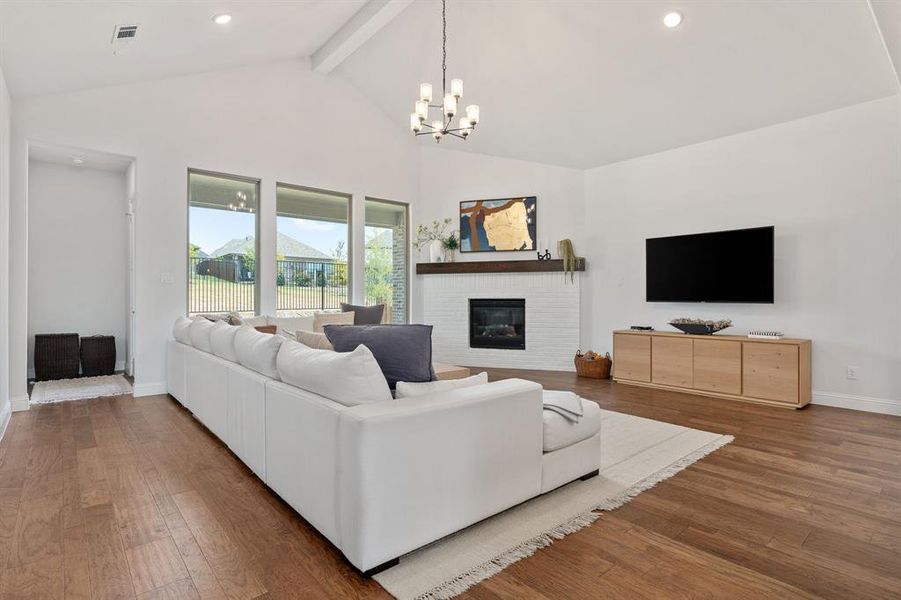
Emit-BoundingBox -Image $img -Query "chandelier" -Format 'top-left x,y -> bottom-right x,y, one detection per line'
409,0 -> 479,142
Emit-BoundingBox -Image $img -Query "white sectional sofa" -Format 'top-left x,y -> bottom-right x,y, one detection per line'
167,318 -> 600,575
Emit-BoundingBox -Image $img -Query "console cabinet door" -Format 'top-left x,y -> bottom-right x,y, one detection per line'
693,339 -> 742,395
613,334 -> 651,382
652,337 -> 693,388
743,342 -> 799,404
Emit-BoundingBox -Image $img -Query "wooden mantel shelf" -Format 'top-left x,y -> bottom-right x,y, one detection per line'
416,258 -> 585,275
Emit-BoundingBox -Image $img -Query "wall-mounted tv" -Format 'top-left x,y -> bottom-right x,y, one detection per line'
646,226 -> 774,303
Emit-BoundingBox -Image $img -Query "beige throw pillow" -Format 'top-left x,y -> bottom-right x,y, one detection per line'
296,330 -> 334,351
312,311 -> 354,333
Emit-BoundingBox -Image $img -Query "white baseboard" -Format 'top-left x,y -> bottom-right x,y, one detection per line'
133,381 -> 168,397
812,391 -> 901,416
0,402 -> 11,443
11,395 -> 30,412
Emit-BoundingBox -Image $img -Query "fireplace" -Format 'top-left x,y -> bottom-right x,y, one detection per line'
469,299 -> 525,350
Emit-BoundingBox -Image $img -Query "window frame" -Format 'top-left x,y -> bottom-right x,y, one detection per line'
186,168 -> 262,316
364,196 -> 411,324
274,182 -> 353,313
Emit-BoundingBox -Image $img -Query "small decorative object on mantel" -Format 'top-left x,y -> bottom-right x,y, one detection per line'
557,239 -> 582,283
575,350 -> 612,379
441,231 -> 459,263
669,318 -> 733,335
414,218 -> 454,263
536,238 -> 551,260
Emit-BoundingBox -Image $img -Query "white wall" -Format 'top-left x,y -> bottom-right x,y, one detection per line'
10,60 -> 419,396
0,64 -> 11,434
413,147 -> 587,332
27,160 -> 127,374
584,96 -> 901,410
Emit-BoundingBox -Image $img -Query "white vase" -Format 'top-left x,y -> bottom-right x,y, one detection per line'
429,239 -> 444,263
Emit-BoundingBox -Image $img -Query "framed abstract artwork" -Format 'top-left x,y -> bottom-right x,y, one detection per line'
459,197 -> 537,253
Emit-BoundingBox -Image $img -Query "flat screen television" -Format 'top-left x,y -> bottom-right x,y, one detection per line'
646,226 -> 774,303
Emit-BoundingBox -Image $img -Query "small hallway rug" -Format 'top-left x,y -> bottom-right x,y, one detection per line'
374,409 -> 733,600
30,374 -> 133,405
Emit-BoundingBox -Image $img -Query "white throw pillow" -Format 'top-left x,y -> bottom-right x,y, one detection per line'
295,330 -> 334,351
312,311 -> 355,333
276,339 -> 391,406
189,318 -> 215,353
269,315 -> 315,336
173,316 -> 193,345
395,372 -> 489,398
209,321 -> 239,362
234,325 -> 284,379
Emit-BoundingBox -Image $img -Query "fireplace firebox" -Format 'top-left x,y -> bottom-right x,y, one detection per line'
469,299 -> 525,350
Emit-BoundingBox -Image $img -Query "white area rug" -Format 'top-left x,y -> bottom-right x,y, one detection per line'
375,409 -> 733,600
30,374 -> 132,404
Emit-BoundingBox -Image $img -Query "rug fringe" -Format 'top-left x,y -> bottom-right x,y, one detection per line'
412,434 -> 734,600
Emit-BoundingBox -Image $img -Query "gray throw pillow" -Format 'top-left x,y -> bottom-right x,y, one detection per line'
340,302 -> 385,325
323,324 -> 435,389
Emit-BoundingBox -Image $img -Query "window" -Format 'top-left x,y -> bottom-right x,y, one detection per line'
364,198 -> 409,323
276,184 -> 350,315
188,170 -> 260,315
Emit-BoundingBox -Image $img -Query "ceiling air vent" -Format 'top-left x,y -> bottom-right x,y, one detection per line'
112,24 -> 138,43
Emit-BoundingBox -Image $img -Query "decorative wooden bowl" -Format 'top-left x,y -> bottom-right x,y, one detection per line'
669,322 -> 731,336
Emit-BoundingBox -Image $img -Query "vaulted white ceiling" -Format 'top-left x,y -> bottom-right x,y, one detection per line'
0,0 -> 365,97
0,1 -> 897,170
335,0 -> 900,168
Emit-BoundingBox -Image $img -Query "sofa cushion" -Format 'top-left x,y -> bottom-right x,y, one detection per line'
209,321 -> 239,362
542,395 -> 602,452
269,315 -> 314,337
173,316 -> 193,345
340,302 -> 385,325
313,311 -> 355,332
228,312 -> 268,328
276,340 -> 391,406
296,330 -> 334,351
234,325 -> 284,379
395,372 -> 488,398
323,324 -> 435,389
189,318 -> 216,353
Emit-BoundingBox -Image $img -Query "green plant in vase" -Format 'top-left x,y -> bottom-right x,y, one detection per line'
441,232 -> 459,262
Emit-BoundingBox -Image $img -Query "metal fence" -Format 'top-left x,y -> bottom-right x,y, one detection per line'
277,259 -> 348,311
190,257 -> 351,314
189,257 -> 256,314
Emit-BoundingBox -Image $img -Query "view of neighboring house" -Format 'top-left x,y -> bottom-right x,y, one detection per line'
193,232 -> 335,282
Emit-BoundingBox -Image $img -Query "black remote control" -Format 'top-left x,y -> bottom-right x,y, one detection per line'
630,326 -> 654,331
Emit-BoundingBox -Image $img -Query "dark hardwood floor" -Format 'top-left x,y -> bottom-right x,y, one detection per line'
1,368 -> 900,599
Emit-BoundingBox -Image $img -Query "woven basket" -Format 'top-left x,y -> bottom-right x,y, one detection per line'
574,351 -> 612,379
34,333 -> 80,381
80,335 -> 116,376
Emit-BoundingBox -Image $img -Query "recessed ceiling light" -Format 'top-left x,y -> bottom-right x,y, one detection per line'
72,158 -> 84,165
212,13 -> 232,25
663,12 -> 683,28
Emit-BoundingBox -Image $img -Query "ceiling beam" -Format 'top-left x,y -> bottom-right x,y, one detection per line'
312,0 -> 414,74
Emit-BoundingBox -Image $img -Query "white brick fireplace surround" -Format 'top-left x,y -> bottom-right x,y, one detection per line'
421,272 -> 580,371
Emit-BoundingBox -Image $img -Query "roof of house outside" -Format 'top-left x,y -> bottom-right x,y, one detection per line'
210,233 -> 332,261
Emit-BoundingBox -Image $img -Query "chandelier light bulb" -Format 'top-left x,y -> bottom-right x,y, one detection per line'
415,100 -> 428,121
432,119 -> 444,139
420,83 -> 433,103
458,116 -> 471,136
450,78 -> 464,98
410,113 -> 422,133
443,94 -> 457,117
465,104 -> 479,125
